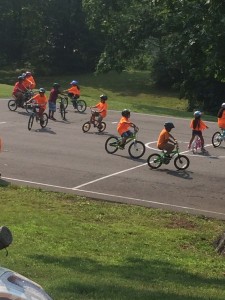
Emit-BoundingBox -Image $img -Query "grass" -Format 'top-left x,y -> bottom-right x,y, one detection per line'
0,70 -> 222,299
0,184 -> 225,300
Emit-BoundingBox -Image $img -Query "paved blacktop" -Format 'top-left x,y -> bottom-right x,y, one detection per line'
0,99 -> 225,220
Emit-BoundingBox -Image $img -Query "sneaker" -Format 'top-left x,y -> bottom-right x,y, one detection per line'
201,147 -> 207,153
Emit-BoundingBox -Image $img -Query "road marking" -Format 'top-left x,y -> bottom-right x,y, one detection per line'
76,188 -> 225,218
0,122 -> 6,125
1,176 -> 225,218
72,163 -> 147,189
1,176 -> 72,190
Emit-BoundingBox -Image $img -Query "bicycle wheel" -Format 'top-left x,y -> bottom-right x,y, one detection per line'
63,97 -> 69,109
174,155 -> 190,170
128,141 -> 145,159
40,113 -> 48,128
82,121 -> 91,132
8,99 -> 17,111
147,154 -> 162,169
105,136 -> 119,154
28,114 -> 34,131
98,122 -> 106,132
212,131 -> 222,147
59,103 -> 66,120
76,100 -> 87,113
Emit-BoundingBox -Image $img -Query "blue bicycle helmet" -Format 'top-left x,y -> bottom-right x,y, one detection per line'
70,80 -> 78,85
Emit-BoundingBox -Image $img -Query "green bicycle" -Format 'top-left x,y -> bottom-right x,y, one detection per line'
147,143 -> 190,170
105,128 -> 145,159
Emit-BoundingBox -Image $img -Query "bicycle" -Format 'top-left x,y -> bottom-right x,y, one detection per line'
61,94 -> 87,113
27,102 -> 48,131
105,128 -> 145,159
82,108 -> 106,133
147,143 -> 190,170
212,128 -> 225,147
8,89 -> 35,112
190,136 -> 202,154
58,96 -> 67,120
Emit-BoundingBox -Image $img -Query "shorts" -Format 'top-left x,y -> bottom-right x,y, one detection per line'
192,130 -> 202,137
121,130 -> 133,138
49,102 -> 56,112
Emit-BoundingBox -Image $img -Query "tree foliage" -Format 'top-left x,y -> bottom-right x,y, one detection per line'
1,0 -> 225,112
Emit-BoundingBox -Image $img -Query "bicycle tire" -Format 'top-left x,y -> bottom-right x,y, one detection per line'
212,131 -> 222,148
28,114 -> 34,131
8,99 -> 17,111
174,155 -> 190,170
76,100 -> 87,113
63,97 -> 69,109
59,104 -> 66,120
105,136 -> 119,154
98,122 -> 106,132
82,122 -> 91,132
147,153 -> 162,169
128,141 -> 145,159
40,113 -> 48,128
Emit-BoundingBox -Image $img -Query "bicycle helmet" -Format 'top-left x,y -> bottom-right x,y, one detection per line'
122,109 -> 130,117
18,76 -> 24,81
53,83 -> 60,88
39,88 -> 45,93
26,71 -> 32,76
70,80 -> 78,85
221,103 -> 225,108
164,122 -> 175,129
194,110 -> 202,117
100,95 -> 108,101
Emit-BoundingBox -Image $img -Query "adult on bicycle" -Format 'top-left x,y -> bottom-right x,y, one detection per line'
26,88 -> 47,125
90,95 -> 108,127
117,109 -> 138,149
12,76 -> 27,107
157,122 -> 177,156
22,71 -> 36,89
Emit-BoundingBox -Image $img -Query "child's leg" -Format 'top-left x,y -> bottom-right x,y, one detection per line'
188,134 -> 195,148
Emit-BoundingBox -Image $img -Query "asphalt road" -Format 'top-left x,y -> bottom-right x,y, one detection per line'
0,99 -> 225,220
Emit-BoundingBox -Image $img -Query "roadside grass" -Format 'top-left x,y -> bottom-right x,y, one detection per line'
0,70 -> 216,121
0,184 -> 225,300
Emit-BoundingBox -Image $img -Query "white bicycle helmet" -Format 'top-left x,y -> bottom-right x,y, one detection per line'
194,111 -> 202,117
221,103 -> 225,108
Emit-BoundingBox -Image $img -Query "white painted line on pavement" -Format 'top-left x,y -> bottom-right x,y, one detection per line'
0,122 -> 6,125
2,175 -> 225,218
1,176 -> 73,190
72,163 -> 147,189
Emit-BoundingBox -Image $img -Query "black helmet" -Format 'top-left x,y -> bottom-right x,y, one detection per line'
164,122 -> 175,129
53,83 -> 60,88
39,88 -> 45,93
100,95 -> 107,101
122,109 -> 130,117
18,76 -> 24,81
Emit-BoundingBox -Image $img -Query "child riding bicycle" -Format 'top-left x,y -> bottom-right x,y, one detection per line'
64,80 -> 80,99
188,111 -> 208,152
157,122 -> 177,156
217,103 -> 225,131
26,88 -> 47,125
117,109 -> 138,149
90,95 -> 108,128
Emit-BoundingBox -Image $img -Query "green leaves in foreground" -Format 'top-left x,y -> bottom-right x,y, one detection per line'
0,184 -> 225,300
